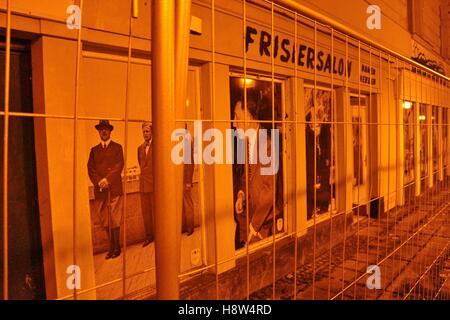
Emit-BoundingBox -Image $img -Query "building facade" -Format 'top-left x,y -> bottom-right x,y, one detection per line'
1,0 -> 450,300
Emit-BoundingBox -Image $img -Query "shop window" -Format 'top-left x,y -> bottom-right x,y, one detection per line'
404,102 -> 415,185
229,75 -> 285,249
432,106 -> 439,179
443,108 -> 449,171
350,95 -> 370,206
304,87 -> 336,221
179,67 -> 206,271
419,104 -> 428,191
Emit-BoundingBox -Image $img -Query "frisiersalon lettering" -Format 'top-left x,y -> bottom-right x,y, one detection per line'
246,25 -> 353,78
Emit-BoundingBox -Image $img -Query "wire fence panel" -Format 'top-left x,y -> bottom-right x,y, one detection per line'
1,0 -> 450,300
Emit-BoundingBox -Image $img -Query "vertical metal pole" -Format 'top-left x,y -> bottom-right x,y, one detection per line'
312,20 -> 317,300
242,0 -> 251,301
211,0 -> 220,300
71,0 -> 84,301
270,1 -> 276,301
2,0 -> 12,301
328,26 -> 334,300
356,41 -> 362,299
293,11 -> 298,301
365,44 -> 371,300
174,0 -> 191,289
122,1 -> 136,299
384,53 -> 391,297
152,0 -> 180,299
376,51 -> 382,268
341,34 -> 349,300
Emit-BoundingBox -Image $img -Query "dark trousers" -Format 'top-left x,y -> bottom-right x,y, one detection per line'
140,192 -> 154,240
182,187 -> 195,232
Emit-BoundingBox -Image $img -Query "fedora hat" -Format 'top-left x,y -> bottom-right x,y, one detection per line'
95,120 -> 114,131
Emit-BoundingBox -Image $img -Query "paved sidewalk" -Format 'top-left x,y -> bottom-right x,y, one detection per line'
250,185 -> 450,300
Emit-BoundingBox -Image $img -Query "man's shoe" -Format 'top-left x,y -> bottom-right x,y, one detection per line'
111,249 -> 121,259
105,249 -> 114,260
111,228 -> 121,258
142,239 -> 152,247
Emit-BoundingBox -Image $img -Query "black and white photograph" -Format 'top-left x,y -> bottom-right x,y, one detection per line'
229,76 -> 285,248
304,88 -> 335,220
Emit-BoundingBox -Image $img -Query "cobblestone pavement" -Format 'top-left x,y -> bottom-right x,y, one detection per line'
250,184 -> 450,300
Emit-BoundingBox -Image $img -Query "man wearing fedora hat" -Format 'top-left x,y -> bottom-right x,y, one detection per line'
88,120 -> 124,259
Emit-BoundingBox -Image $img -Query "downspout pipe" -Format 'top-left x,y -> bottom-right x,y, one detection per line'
152,0 -> 180,299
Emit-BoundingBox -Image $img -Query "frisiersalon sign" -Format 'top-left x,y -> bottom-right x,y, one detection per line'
246,25 -> 377,86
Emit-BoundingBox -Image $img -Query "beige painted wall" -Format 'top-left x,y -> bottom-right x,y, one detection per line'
32,36 -> 96,299
0,0 -> 75,22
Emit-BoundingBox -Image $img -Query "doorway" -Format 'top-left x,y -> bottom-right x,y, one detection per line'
350,95 -> 370,207
0,39 -> 46,299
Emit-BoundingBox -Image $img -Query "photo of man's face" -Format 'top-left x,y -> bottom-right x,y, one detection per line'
232,101 -> 259,132
306,89 -> 332,137
308,107 -> 322,137
142,127 -> 152,142
98,127 -> 111,141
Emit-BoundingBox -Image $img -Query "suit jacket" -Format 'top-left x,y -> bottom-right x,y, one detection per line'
183,138 -> 195,184
88,141 -> 124,200
239,136 -> 279,232
138,142 -> 153,193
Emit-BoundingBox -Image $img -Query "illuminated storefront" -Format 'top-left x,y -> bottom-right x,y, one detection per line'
1,0 -> 450,300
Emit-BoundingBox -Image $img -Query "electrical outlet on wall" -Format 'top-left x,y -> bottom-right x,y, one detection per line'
191,248 -> 201,267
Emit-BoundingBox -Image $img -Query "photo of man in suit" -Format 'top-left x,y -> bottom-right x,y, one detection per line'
182,136 -> 195,236
305,88 -> 333,220
138,122 -> 154,247
88,120 -> 124,259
